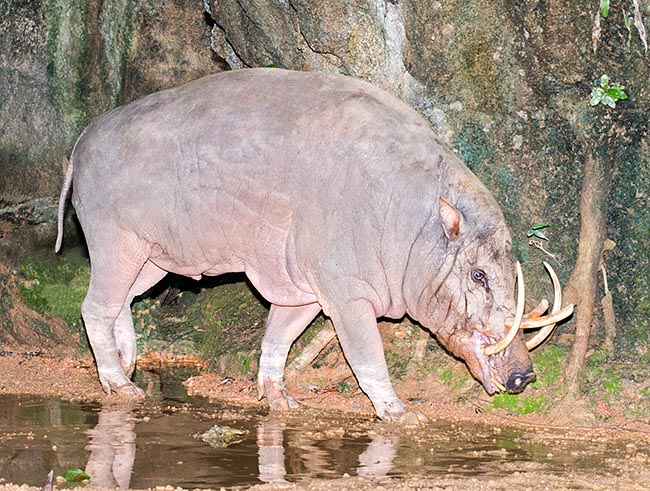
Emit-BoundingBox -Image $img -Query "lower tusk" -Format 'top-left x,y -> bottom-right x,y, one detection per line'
525,262 -> 573,351
483,261 -> 526,356
491,375 -> 506,392
492,370 -> 505,386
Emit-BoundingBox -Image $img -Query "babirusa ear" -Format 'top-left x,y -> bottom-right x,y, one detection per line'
439,197 -> 462,240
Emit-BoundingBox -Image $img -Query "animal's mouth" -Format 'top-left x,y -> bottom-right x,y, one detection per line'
471,331 -> 536,395
481,261 -> 575,357
482,346 -> 536,394
486,352 -> 507,393
469,330 -> 507,395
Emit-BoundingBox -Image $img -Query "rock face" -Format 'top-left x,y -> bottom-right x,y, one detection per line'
206,0 -> 432,120
206,0 -> 649,355
1,0 -> 648,355
0,0 -> 219,259
0,2 -> 67,202
121,0 -> 225,103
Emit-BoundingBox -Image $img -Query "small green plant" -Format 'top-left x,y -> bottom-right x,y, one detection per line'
623,10 -> 632,52
590,75 -> 628,108
337,380 -> 353,395
526,222 -> 561,263
527,222 -> 550,241
62,468 -> 90,483
600,0 -> 609,18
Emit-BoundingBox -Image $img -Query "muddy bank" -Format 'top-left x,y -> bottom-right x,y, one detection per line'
2,349 -> 650,491
2,473 -> 650,491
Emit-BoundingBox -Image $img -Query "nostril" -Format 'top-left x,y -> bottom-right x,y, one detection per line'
506,371 -> 536,393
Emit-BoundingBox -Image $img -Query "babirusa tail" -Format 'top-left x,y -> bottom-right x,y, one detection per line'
54,161 -> 74,253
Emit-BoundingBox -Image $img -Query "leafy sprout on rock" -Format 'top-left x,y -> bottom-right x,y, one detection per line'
590,75 -> 628,108
527,223 -> 561,265
527,222 -> 550,241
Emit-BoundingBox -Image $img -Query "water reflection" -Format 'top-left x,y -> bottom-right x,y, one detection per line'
85,401 -> 136,488
256,415 -> 398,483
257,415 -> 287,483
82,403 -> 399,488
2,387 -> 633,488
357,435 -> 399,481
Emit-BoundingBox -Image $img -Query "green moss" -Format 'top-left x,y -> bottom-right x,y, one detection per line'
177,277 -> 269,366
455,122 -> 494,178
586,348 -> 609,371
532,345 -> 567,386
454,121 -> 518,212
18,254 -> 89,335
99,0 -> 136,107
43,0 -> 137,142
438,366 -> 454,385
511,237 -> 530,264
286,317 -> 330,366
132,297 -> 163,351
43,0 -> 93,143
215,351 -> 257,377
457,34 -> 504,111
601,369 -> 624,395
233,352 -> 253,375
297,320 -> 319,345
386,348 -> 410,380
606,116 -> 650,359
483,345 -> 566,414
490,392 -> 548,415
584,353 -> 632,399
434,364 -> 471,390
640,351 -> 650,365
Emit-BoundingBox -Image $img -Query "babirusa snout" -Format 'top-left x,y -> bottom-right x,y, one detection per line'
482,261 -> 574,356
506,371 -> 536,393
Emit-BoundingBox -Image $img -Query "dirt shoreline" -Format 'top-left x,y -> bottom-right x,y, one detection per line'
2,348 -> 650,491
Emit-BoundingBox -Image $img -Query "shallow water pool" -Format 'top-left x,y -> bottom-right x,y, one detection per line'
0,370 -> 638,488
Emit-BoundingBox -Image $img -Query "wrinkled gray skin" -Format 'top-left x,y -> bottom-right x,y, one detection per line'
57,68 -> 534,422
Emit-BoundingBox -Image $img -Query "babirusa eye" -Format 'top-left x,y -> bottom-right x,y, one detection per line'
471,269 -> 488,289
471,269 -> 485,282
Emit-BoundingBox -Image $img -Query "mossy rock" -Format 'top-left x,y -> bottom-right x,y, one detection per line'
1,259 -> 73,348
16,251 -> 89,350
137,274 -> 271,372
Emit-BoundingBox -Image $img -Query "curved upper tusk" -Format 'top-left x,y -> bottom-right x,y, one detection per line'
483,261 -> 526,356
520,304 -> 574,329
525,261 -> 573,350
524,298 -> 549,320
